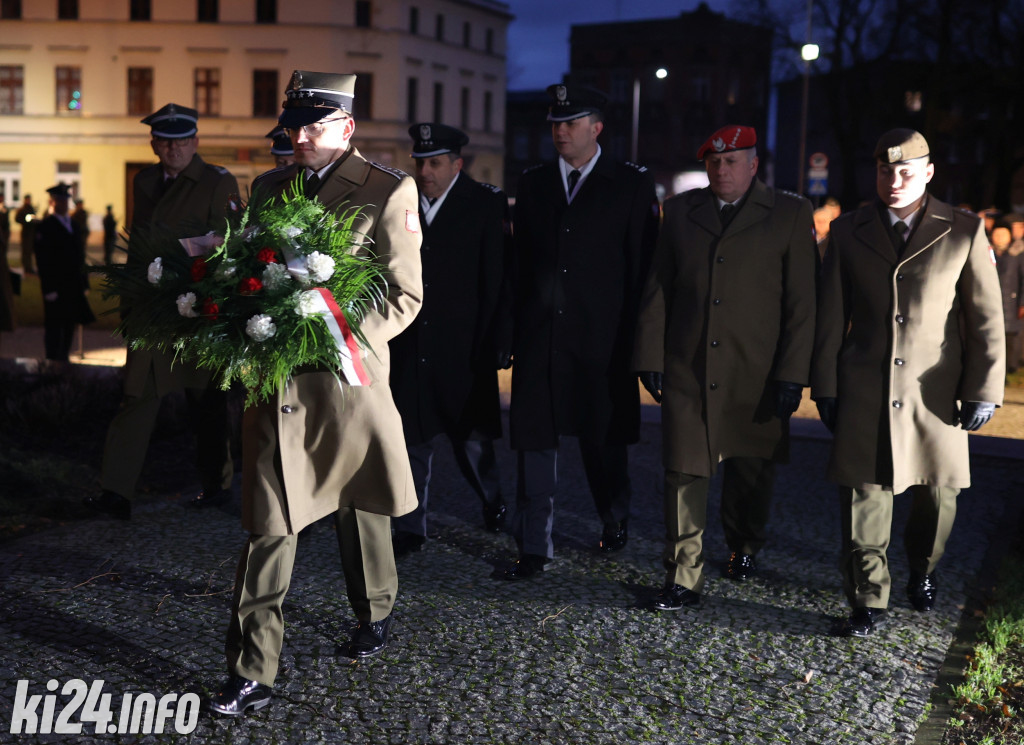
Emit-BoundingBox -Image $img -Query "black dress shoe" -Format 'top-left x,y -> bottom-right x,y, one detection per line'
187,488 -> 231,509
483,501 -> 507,533
343,615 -> 393,658
502,554 -> 548,581
652,583 -> 701,611
834,607 -> 888,637
726,552 -> 756,581
207,675 -> 272,717
907,572 -> 937,612
392,531 -> 426,557
82,490 -> 131,520
599,519 -> 629,552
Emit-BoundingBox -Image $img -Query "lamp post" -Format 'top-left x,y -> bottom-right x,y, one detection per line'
796,0 -> 818,196
631,67 -> 668,164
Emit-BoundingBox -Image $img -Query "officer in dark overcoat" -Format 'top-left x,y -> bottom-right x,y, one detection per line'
503,84 -> 660,579
389,123 -> 509,555
33,183 -> 95,361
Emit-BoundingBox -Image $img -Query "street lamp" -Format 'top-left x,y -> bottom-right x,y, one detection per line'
631,67 -> 668,163
795,0 -> 818,196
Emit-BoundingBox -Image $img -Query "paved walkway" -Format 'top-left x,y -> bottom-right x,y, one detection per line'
0,333 -> 1022,744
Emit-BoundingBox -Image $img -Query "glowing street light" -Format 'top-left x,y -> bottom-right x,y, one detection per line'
632,67 -> 668,163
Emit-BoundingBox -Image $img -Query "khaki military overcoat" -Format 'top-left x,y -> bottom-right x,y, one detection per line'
811,197 -> 1004,493
633,180 -> 817,476
241,148 -> 423,535
124,154 -> 239,396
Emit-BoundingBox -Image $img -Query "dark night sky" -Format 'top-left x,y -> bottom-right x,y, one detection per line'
505,0 -> 722,91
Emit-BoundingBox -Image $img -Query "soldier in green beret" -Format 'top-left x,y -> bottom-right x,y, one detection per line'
812,128 -> 1005,637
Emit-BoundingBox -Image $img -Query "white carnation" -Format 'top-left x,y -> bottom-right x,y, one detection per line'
306,251 -> 335,283
176,292 -> 199,318
262,262 -> 291,290
147,257 -> 163,284
295,290 -> 322,317
215,260 -> 238,280
245,314 -> 277,342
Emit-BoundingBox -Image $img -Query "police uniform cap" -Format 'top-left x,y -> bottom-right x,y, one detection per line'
279,70 -> 356,128
696,125 -> 757,160
265,125 -> 294,156
409,123 -> 469,158
545,84 -> 607,122
46,183 -> 73,200
1004,212 -> 1024,225
874,128 -> 930,163
142,103 -> 198,139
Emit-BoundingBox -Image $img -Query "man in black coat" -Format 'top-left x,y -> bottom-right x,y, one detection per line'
34,183 -> 95,361
502,84 -> 660,579
389,123 -> 510,556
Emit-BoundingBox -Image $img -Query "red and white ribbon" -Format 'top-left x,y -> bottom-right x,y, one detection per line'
308,287 -> 369,387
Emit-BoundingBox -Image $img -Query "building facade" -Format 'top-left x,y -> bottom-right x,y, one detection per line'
504,3 -> 770,199
0,0 -> 509,238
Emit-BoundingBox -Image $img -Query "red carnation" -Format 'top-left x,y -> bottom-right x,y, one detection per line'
190,257 -> 208,281
201,297 -> 219,320
238,277 -> 263,295
257,248 -> 279,264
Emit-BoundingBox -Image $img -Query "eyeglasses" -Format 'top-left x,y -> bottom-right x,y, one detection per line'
152,137 -> 195,149
283,116 -> 350,138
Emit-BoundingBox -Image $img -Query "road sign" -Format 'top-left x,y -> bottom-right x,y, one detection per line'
809,152 -> 828,169
808,177 -> 828,196
808,167 -> 829,180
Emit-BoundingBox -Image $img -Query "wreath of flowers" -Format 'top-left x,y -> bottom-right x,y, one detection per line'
101,177 -> 388,406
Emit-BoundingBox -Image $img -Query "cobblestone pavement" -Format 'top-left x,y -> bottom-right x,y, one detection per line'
1,362 -> 1022,744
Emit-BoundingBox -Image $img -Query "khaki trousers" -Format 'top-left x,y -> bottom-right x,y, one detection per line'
100,364 -> 232,499
224,506 -> 397,686
663,456 -> 775,591
839,485 -> 959,609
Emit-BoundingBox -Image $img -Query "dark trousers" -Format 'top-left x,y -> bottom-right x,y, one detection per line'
100,366 -> 232,499
663,456 -> 775,591
1007,331 -> 1023,373
393,436 -> 503,536
512,440 -> 630,559
225,506 -> 396,686
42,307 -> 75,362
839,484 -> 959,609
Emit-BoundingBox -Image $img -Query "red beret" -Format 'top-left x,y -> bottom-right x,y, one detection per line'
696,125 -> 757,160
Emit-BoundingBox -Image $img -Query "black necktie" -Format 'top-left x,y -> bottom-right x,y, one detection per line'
720,202 -> 736,228
428,197 -> 437,206
567,169 -> 581,196
306,173 -> 320,193
894,220 -> 909,249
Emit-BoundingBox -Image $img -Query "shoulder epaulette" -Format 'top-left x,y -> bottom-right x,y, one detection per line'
624,161 -> 648,173
211,165 -> 231,175
522,163 -> 545,175
480,182 -> 504,195
370,162 -> 408,180
776,189 -> 804,200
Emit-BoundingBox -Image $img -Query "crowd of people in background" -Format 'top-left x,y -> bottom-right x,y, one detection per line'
0,69 -> 1017,715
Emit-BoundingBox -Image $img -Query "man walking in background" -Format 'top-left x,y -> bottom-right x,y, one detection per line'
389,122 -> 509,556
502,84 -> 659,580
86,103 -> 236,520
812,129 -> 1004,637
634,124 -> 817,611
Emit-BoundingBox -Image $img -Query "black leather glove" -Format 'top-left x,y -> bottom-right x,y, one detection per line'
497,350 -> 512,370
638,371 -> 663,404
815,397 -> 837,432
959,401 -> 996,431
775,381 -> 803,419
